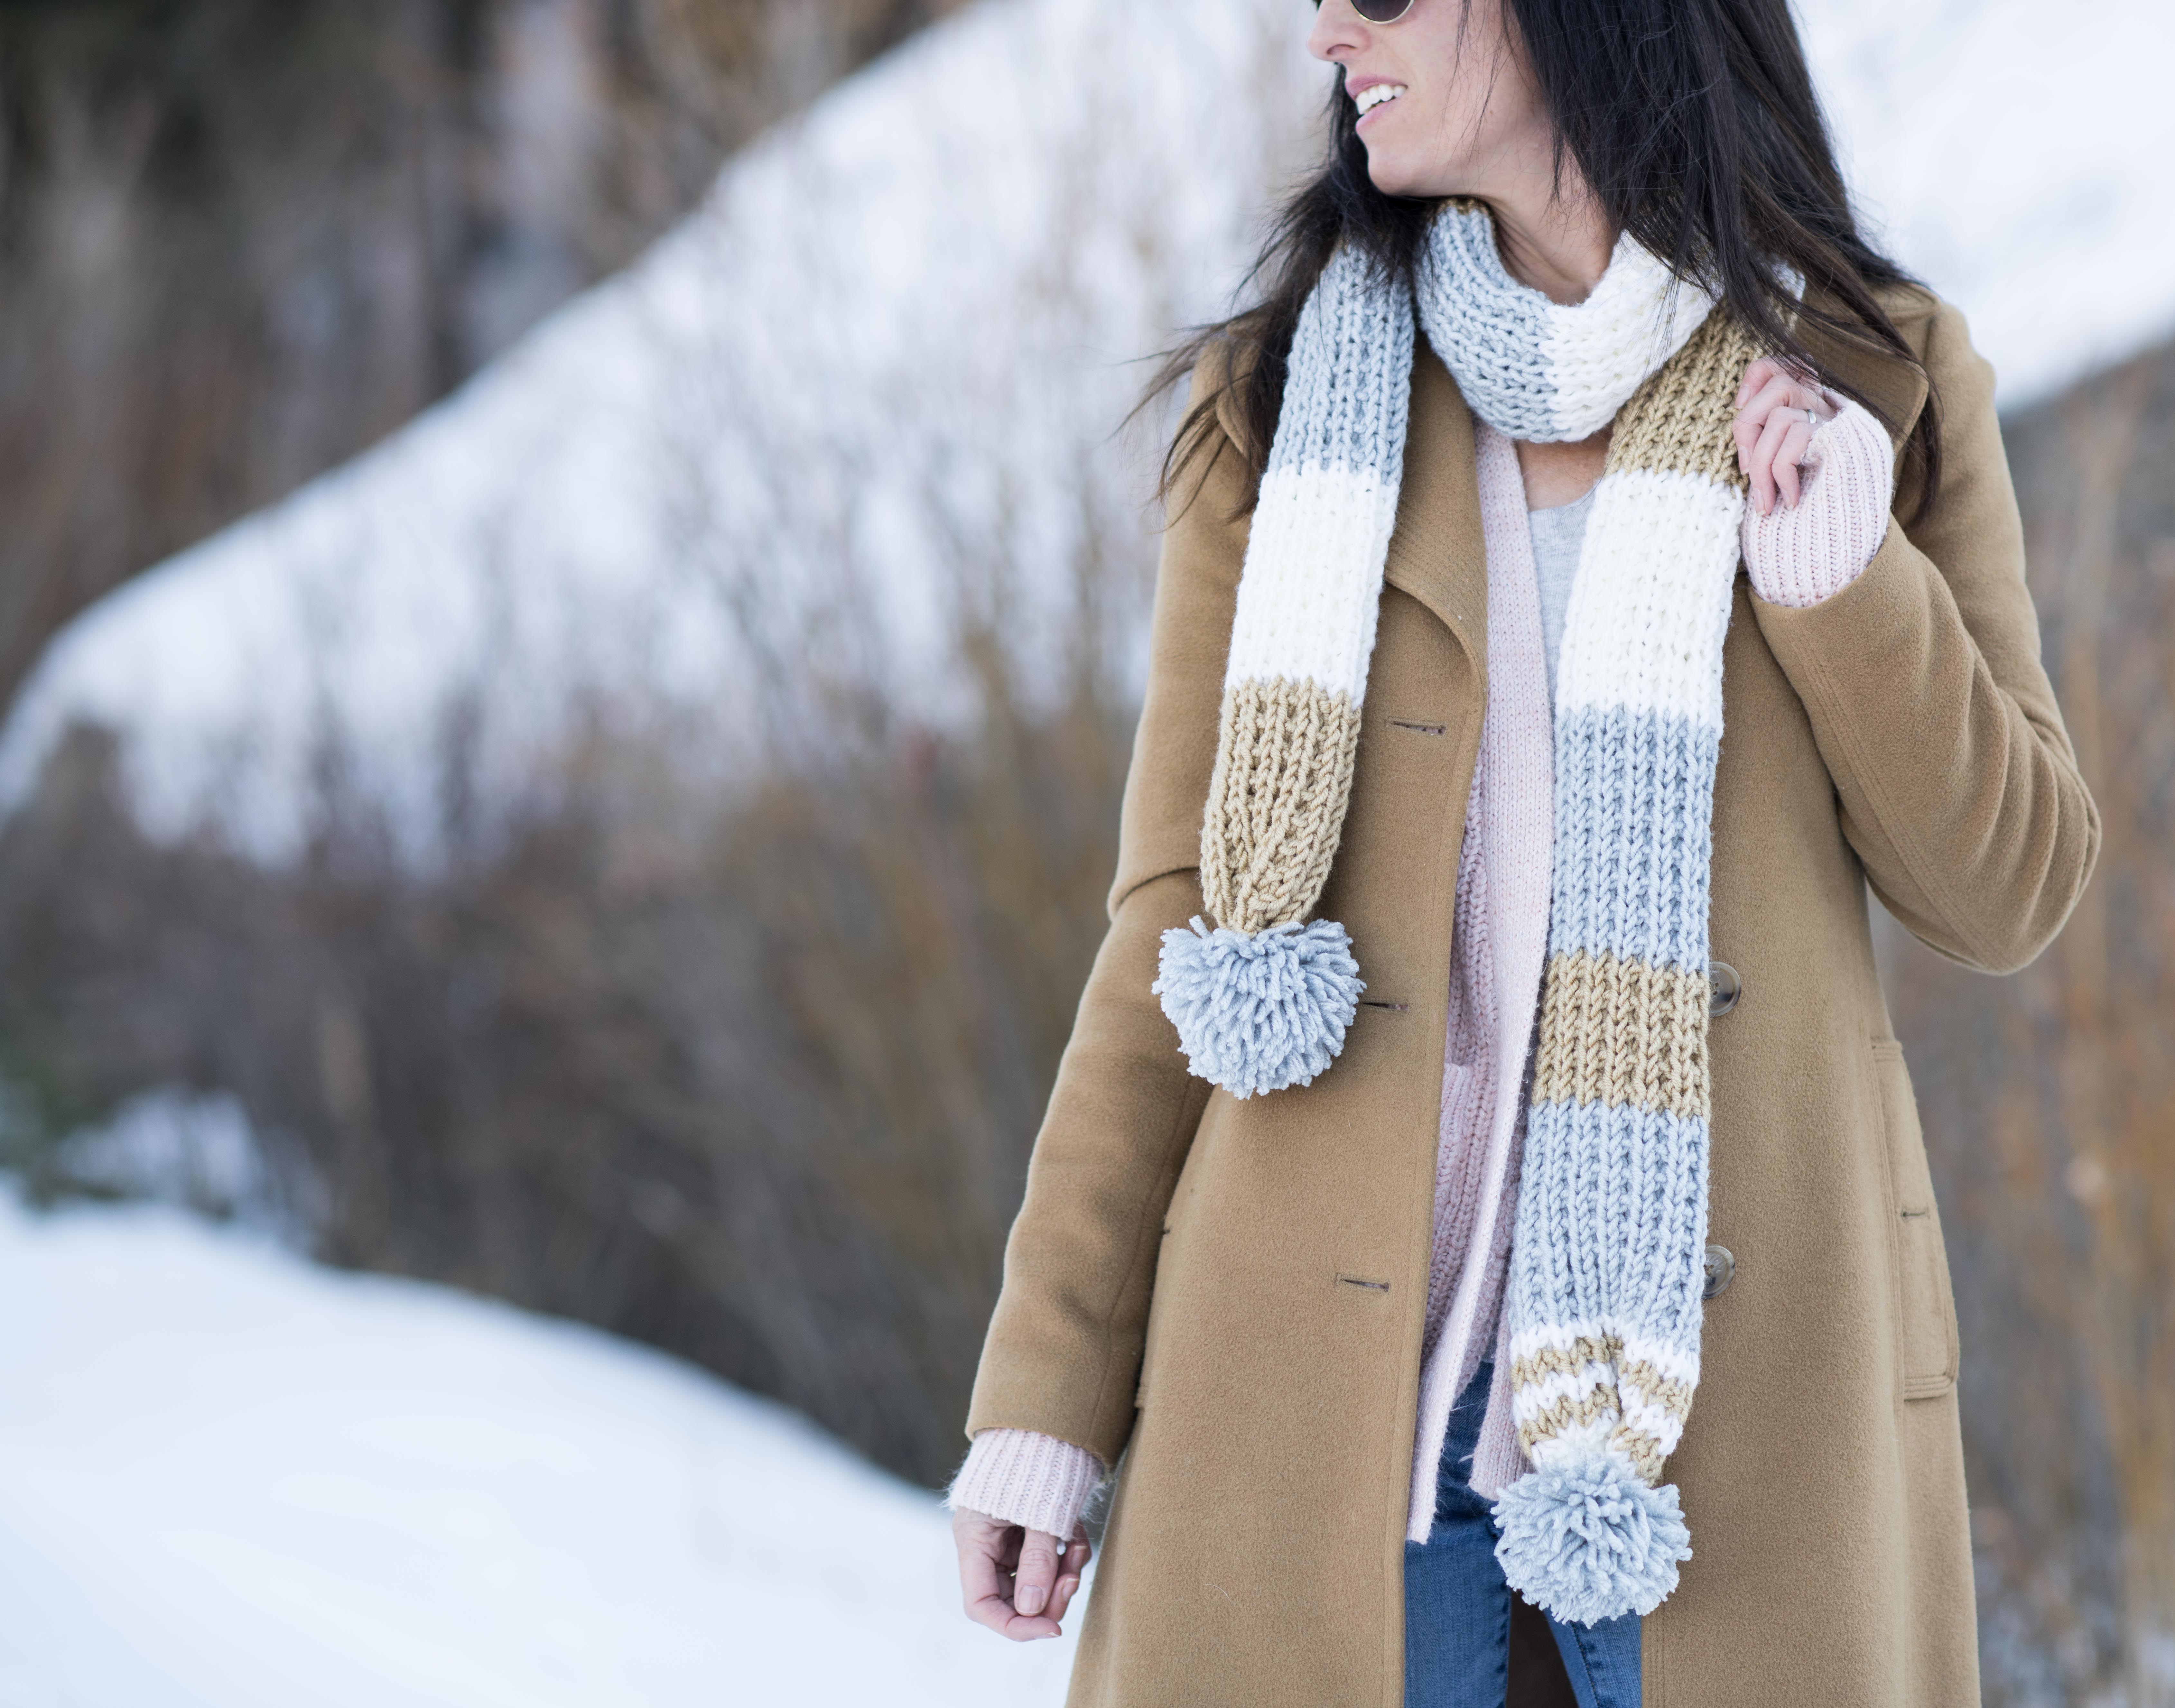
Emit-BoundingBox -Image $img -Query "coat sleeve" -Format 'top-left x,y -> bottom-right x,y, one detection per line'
1752,301 -> 2101,974
961,379 -> 1248,1466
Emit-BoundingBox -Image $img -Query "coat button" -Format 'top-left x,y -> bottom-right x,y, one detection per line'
1709,961 -> 1741,1017
1703,1244 -> 1735,1300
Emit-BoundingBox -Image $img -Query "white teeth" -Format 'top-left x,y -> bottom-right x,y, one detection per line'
1354,83 -> 1406,115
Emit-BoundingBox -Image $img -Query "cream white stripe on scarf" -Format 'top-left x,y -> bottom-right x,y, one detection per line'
1150,244 -> 1411,1095
1153,201 -> 1760,1626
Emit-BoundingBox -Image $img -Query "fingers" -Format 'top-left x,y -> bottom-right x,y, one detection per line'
953,1509 -> 1068,1642
1047,1524 -> 1094,1625
1776,417 -> 1816,508
1748,407 -> 1818,514
955,1510 -> 1028,1637
1013,1526 -> 1066,1619
1735,355 -> 1832,412
1734,365 -> 1815,435
1732,378 -> 1797,466
1732,376 -> 1829,461
1734,355 -> 1785,409
1733,358 -> 1837,514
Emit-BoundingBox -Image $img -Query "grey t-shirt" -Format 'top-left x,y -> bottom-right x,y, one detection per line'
1527,486 -> 1595,707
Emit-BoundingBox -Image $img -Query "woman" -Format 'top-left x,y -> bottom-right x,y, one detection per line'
947,0 -> 2097,1703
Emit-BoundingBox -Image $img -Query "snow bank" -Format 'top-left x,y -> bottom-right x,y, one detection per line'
0,0 -> 1318,853
2,0 -> 2170,848
0,1191 -> 1077,1707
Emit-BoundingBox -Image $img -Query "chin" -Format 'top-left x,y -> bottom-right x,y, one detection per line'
1361,149 -> 1427,199
1354,123 -> 1439,199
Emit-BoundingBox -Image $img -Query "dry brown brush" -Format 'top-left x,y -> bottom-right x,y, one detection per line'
1891,340 -> 2175,1706
0,633 -> 1131,1487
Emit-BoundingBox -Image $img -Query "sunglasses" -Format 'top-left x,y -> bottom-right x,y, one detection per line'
1314,0 -> 1418,20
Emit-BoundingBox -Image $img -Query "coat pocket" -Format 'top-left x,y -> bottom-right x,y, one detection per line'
1873,1041 -> 1960,1399
1137,1197 -> 1183,1412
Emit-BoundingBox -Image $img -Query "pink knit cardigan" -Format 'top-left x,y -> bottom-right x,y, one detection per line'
950,399 -> 1894,1543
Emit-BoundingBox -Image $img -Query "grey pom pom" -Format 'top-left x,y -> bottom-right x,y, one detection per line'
1152,916 -> 1362,1099
1492,1455 -> 1692,1628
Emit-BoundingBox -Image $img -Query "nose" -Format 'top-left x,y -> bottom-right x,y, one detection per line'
1308,0 -> 1363,63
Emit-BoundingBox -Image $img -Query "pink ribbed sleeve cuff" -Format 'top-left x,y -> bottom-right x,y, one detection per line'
947,1429 -> 1103,1538
1742,395 -> 1896,609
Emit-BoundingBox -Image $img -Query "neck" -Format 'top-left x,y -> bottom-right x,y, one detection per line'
1485,185 -> 1618,306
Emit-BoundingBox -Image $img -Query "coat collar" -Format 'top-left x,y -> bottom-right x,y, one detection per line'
1384,346 -> 1489,669
1797,286 -> 1936,444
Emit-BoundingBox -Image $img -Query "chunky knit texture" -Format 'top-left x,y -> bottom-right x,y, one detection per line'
1742,396 -> 1895,607
1491,310 -> 1762,1622
1157,212 -> 1719,1102
1405,420 -> 1559,1539
1151,241 -> 1410,1095
1420,207 -> 1714,442
947,1427 -> 1102,1539
1154,203 -> 1758,1622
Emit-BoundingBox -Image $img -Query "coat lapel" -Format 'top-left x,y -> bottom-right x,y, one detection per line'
1385,346 -> 1489,673
1799,290 -> 1934,444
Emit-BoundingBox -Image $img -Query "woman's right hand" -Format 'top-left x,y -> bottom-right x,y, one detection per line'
952,1507 -> 1092,1640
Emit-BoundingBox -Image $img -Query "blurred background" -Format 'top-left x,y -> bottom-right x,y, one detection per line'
0,0 -> 2168,1703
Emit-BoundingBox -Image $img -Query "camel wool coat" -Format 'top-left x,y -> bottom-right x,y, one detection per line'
965,291 -> 2098,1707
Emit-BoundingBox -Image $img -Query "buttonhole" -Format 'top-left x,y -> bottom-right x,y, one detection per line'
1337,1275 -> 1391,1293
1388,719 -> 1446,736
1360,1000 -> 1408,1012
1900,1208 -> 1930,1219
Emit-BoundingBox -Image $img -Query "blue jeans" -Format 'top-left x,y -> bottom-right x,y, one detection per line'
1404,1361 -> 1642,1708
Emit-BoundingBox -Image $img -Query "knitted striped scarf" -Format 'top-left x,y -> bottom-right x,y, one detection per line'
1152,202 -> 1760,1625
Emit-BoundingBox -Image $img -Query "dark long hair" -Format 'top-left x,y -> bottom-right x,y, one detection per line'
1156,0 -> 1939,516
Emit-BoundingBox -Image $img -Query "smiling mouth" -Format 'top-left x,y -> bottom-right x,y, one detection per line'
1354,83 -> 1406,115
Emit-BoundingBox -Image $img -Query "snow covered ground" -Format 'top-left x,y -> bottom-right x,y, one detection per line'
0,1191 -> 1079,1707
4,0 -> 2169,854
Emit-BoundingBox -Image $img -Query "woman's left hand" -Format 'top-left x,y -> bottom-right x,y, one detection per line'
1733,356 -> 1837,516
953,1507 -> 1092,1640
